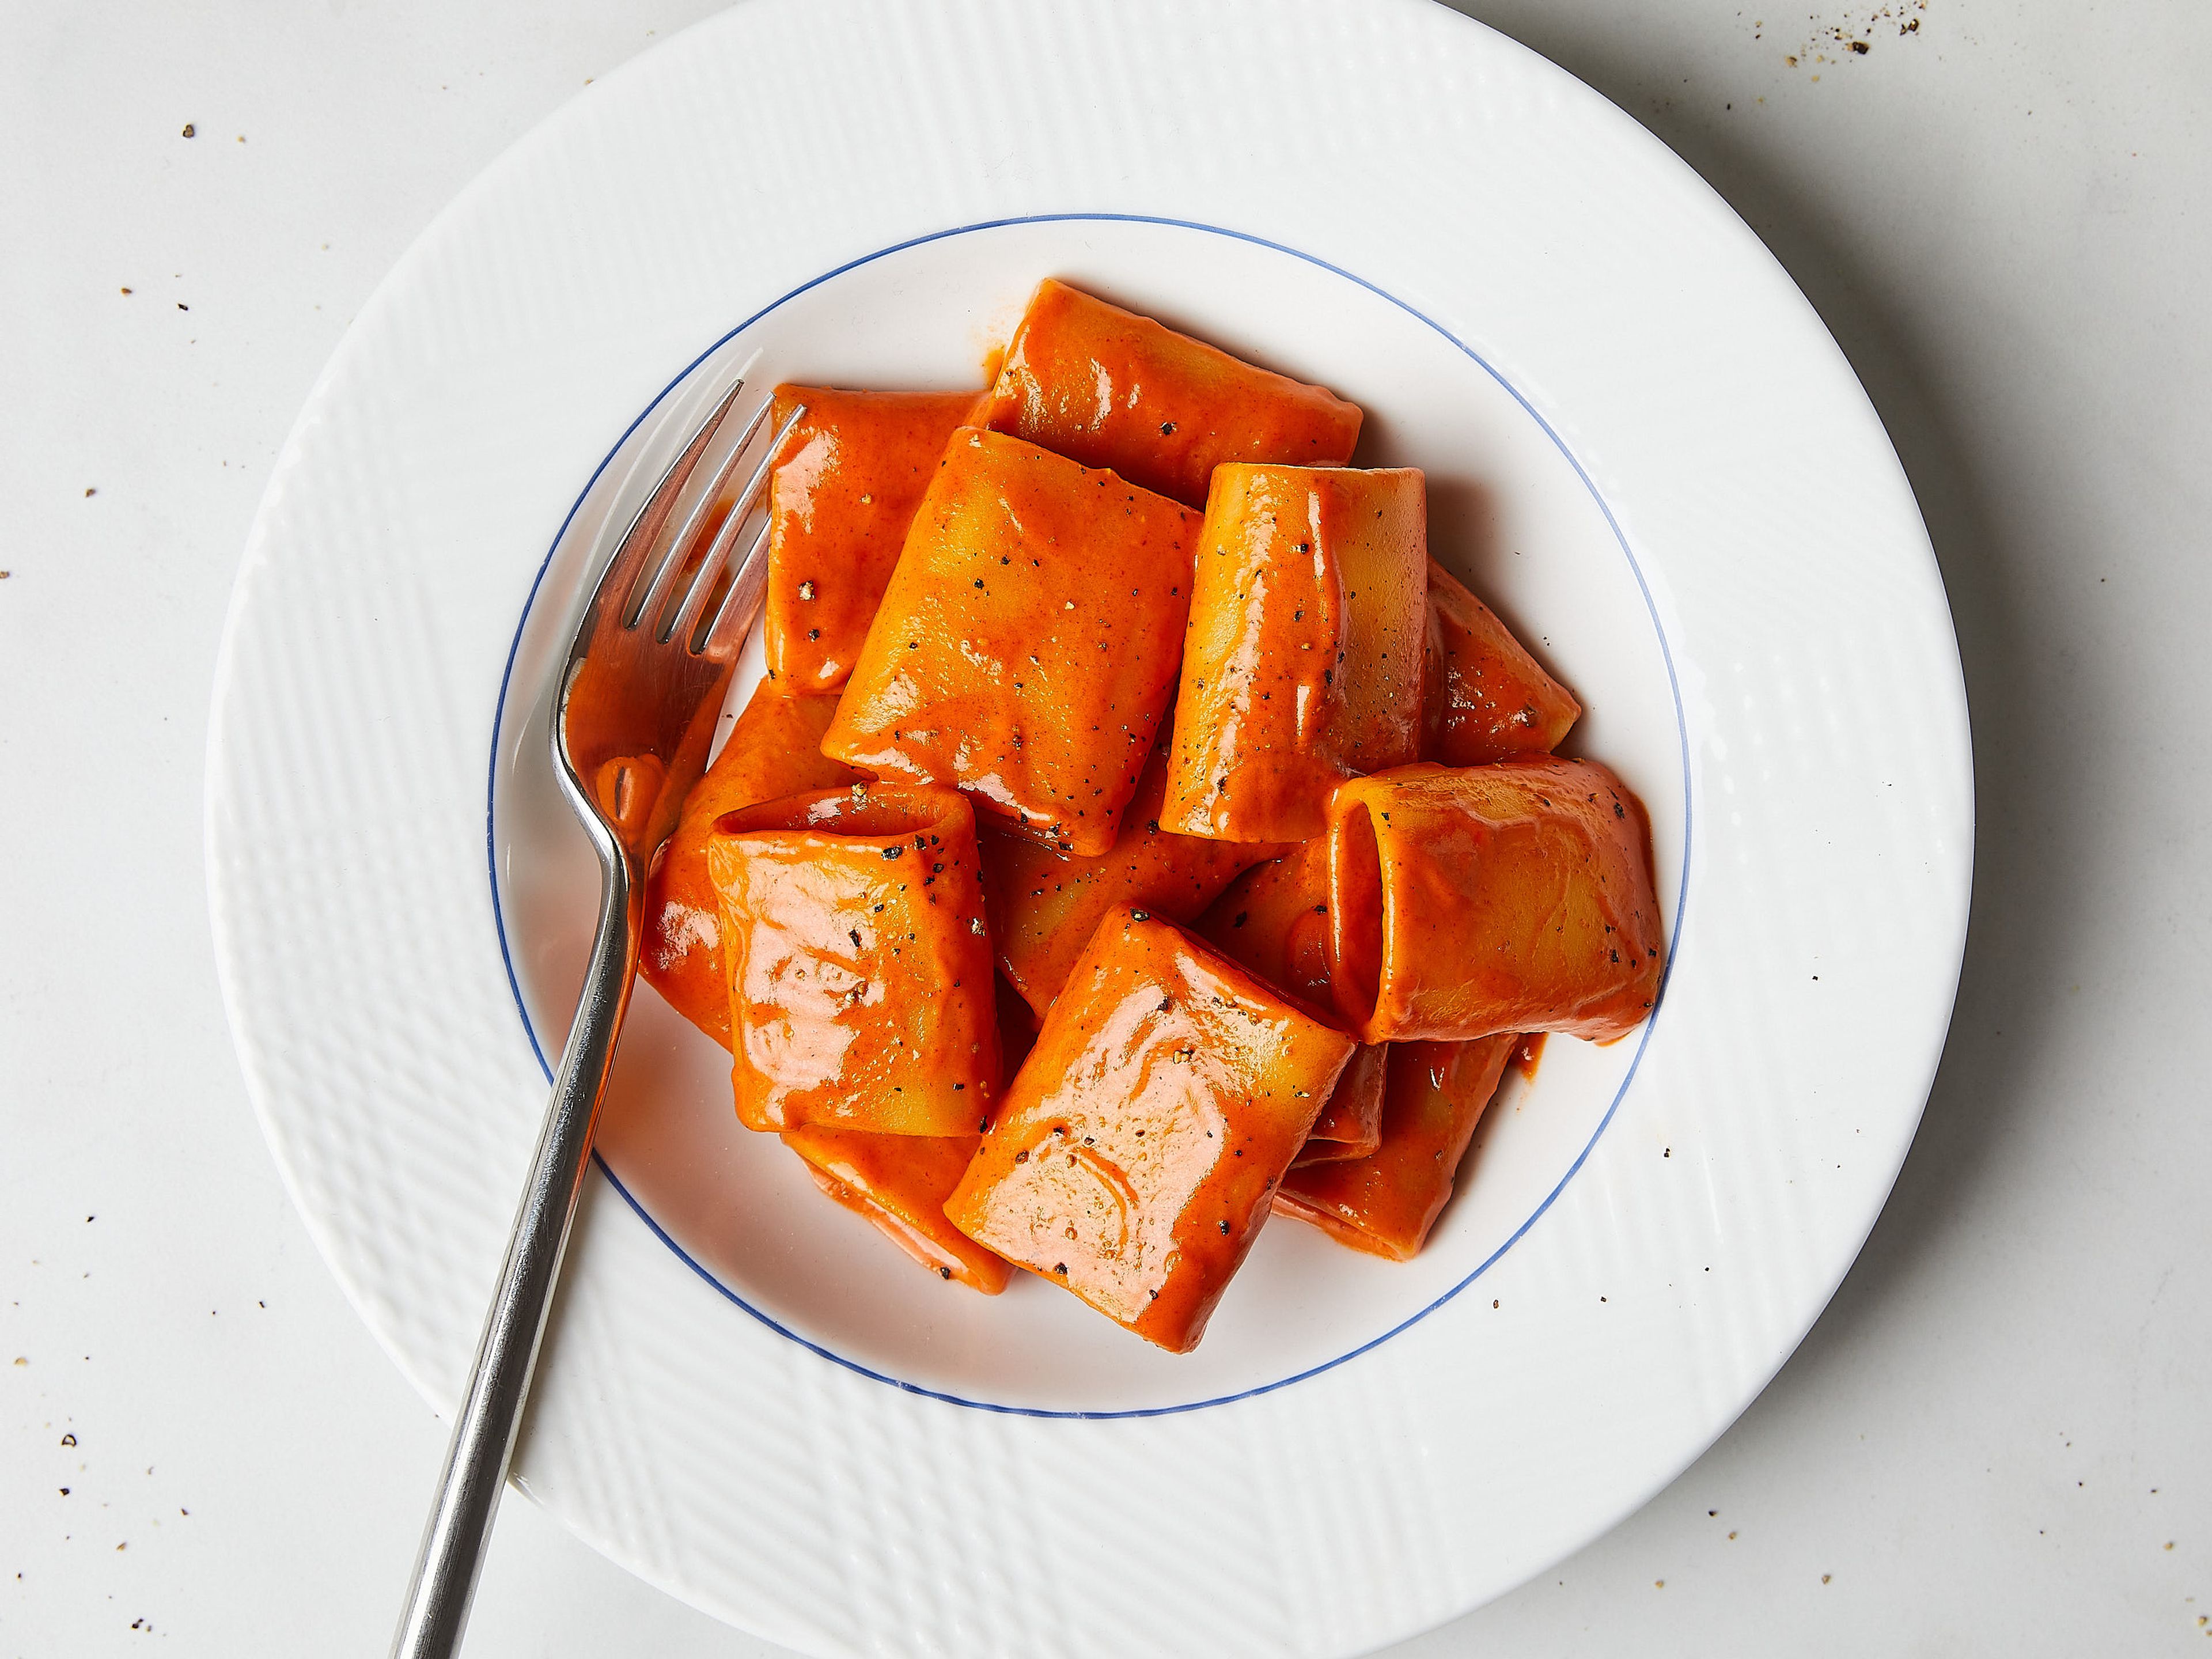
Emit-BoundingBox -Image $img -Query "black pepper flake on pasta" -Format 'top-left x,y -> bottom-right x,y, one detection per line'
939,1266 -> 953,1279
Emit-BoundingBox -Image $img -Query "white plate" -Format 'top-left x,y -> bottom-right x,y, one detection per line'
206,2 -> 1972,1653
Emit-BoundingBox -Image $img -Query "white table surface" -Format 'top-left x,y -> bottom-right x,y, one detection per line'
4,1 -> 2207,1653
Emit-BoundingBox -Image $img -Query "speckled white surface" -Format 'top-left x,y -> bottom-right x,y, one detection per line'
3,2 -> 2208,1655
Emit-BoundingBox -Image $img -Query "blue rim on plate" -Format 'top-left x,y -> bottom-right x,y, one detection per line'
486,211 -> 1694,1419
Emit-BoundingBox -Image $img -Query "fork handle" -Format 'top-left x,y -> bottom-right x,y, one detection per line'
390,850 -> 641,1659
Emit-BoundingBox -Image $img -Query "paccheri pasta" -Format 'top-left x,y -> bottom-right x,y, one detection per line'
706,782 -> 999,1135
639,279 -> 1660,1349
641,680 -> 861,1045
1163,464 -> 1429,842
979,740 -> 1279,1021
820,427 -> 1198,855
1195,840 -> 1387,1166
762,387 -> 981,692
944,907 -> 1356,1352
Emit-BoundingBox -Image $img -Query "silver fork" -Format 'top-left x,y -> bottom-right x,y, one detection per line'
391,374 -> 806,1659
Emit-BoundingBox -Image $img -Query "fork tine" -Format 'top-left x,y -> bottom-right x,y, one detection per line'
589,376 -> 748,626
626,394 -> 778,631
658,401 -> 810,646
694,513 -> 778,656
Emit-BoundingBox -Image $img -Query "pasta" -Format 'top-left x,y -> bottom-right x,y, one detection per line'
762,385 -> 981,692
820,427 -> 1198,856
944,907 -> 1355,1352
1162,464 -> 1428,842
979,278 -> 1362,508
620,281 -> 1664,1344
978,740 -> 1278,1021
640,681 -> 861,1044
1272,1035 -> 1518,1260
1421,558 -> 1581,765
1193,840 -> 1384,1165
781,1124 -> 1011,1293
1326,759 -> 1664,1043
704,782 -> 998,1134
1296,1046 -> 1388,1168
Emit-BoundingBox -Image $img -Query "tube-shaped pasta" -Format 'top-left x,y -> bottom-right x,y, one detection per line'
1192,839 -> 1333,999
1422,558 -> 1581,765
979,740 -> 1279,1021
1271,1035 -> 1518,1259
1297,1045 -> 1387,1167
781,1126 -> 1012,1293
762,386 -> 982,693
1326,759 -> 1664,1043
979,279 -> 1363,509
821,427 -> 1198,855
705,782 -> 999,1135
1194,840 -> 1383,1165
641,682 -> 861,1044
945,907 -> 1355,1353
1163,465 -> 1428,843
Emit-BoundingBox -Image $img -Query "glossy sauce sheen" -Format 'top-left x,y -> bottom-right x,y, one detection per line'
1272,1034 -> 1518,1260
1421,558 -> 1582,766
980,278 -> 1363,509
639,683 -> 860,1044
1194,839 -> 1384,1164
821,427 -> 1199,855
1326,759 -> 1665,1043
944,907 -> 1355,1353
780,1124 -> 1012,1293
704,783 -> 998,1134
978,741 -> 1278,1021
1164,465 -> 1428,843
762,385 -> 982,692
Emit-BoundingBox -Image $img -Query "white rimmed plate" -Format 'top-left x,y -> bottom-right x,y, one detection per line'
206,2 -> 1971,1654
